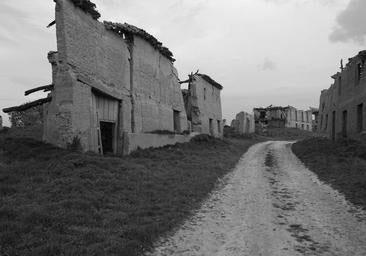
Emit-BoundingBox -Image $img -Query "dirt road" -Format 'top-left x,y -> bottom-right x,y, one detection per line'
146,141 -> 366,256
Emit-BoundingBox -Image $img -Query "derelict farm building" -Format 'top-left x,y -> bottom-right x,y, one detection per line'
254,105 -> 313,131
318,51 -> 366,140
182,73 -> 223,137
44,0 -> 191,155
2,0 -> 225,155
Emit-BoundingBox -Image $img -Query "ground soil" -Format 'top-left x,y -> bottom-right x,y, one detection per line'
292,137 -> 366,210
147,141 -> 366,255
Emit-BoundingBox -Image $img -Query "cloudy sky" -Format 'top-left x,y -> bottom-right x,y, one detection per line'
0,0 -> 365,126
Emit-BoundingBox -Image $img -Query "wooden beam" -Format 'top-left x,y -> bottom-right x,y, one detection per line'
24,84 -> 54,96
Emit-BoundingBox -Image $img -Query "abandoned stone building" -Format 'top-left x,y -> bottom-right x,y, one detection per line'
254,105 -> 313,131
2,0 -> 225,154
318,51 -> 366,140
231,111 -> 255,135
182,73 -> 223,137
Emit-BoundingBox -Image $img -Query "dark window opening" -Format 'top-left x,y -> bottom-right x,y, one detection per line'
301,124 -> 304,130
338,76 -> 342,96
356,62 -> 364,84
173,110 -> 180,133
100,121 -> 115,155
357,103 -> 363,132
295,111 -> 298,121
325,114 -> 328,130
217,120 -> 221,134
342,110 -> 347,138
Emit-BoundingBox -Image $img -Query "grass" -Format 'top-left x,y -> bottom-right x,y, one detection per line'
292,137 -> 366,210
0,131 -> 259,256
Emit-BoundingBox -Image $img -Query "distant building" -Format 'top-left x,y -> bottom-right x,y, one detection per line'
182,73 -> 223,138
253,105 -> 313,131
318,51 -> 366,140
231,111 -> 255,135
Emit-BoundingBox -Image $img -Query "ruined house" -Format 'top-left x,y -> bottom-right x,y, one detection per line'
231,111 -> 255,135
318,51 -> 366,140
4,0 -> 190,155
182,73 -> 223,137
254,105 -> 313,131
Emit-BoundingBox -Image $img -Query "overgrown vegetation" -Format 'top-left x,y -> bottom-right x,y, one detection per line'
293,137 -> 366,210
0,132 -> 259,255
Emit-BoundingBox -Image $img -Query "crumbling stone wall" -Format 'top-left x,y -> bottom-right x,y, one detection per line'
318,51 -> 366,140
184,74 -> 223,137
44,0 -> 188,153
233,111 -> 255,135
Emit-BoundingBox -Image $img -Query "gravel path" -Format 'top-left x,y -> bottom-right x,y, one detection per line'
146,141 -> 366,256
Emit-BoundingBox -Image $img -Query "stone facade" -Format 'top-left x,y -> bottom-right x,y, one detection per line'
254,106 -> 313,131
183,74 -> 223,138
318,51 -> 366,140
44,0 -> 188,155
232,111 -> 255,135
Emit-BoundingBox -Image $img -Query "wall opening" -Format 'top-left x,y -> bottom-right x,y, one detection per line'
209,118 -> 213,136
173,110 -> 181,133
357,103 -> 363,133
338,76 -> 342,96
332,111 -> 336,140
356,62 -> 363,84
100,121 -> 115,155
342,110 -> 348,138
217,120 -> 221,134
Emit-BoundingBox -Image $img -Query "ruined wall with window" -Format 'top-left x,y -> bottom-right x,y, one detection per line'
183,74 -> 223,137
318,51 -> 366,140
254,105 -> 313,131
44,0 -> 188,154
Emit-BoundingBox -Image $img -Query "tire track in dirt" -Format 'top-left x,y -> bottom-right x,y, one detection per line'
146,141 -> 366,256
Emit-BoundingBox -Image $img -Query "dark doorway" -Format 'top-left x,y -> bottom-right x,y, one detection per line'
342,110 -> 348,138
332,111 -> 336,140
100,122 -> 115,154
173,110 -> 180,133
357,103 -> 363,133
209,118 -> 214,136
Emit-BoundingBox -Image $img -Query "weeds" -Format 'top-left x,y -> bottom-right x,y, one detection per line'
0,133 -> 259,255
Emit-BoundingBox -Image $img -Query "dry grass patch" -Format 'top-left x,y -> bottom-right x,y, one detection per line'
292,137 -> 366,210
0,134 -> 259,255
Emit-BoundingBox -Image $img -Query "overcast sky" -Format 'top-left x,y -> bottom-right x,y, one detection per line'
1,0 -> 365,126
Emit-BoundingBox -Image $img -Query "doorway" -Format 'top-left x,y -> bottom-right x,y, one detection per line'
332,111 -> 336,140
100,121 -> 115,155
173,110 -> 181,133
209,118 -> 214,136
342,110 -> 348,138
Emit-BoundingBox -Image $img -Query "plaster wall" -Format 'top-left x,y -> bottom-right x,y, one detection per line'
234,111 -> 255,134
187,75 -> 223,137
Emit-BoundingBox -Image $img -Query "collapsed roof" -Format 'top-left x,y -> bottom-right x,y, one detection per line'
104,22 -> 175,62
66,0 -> 175,62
